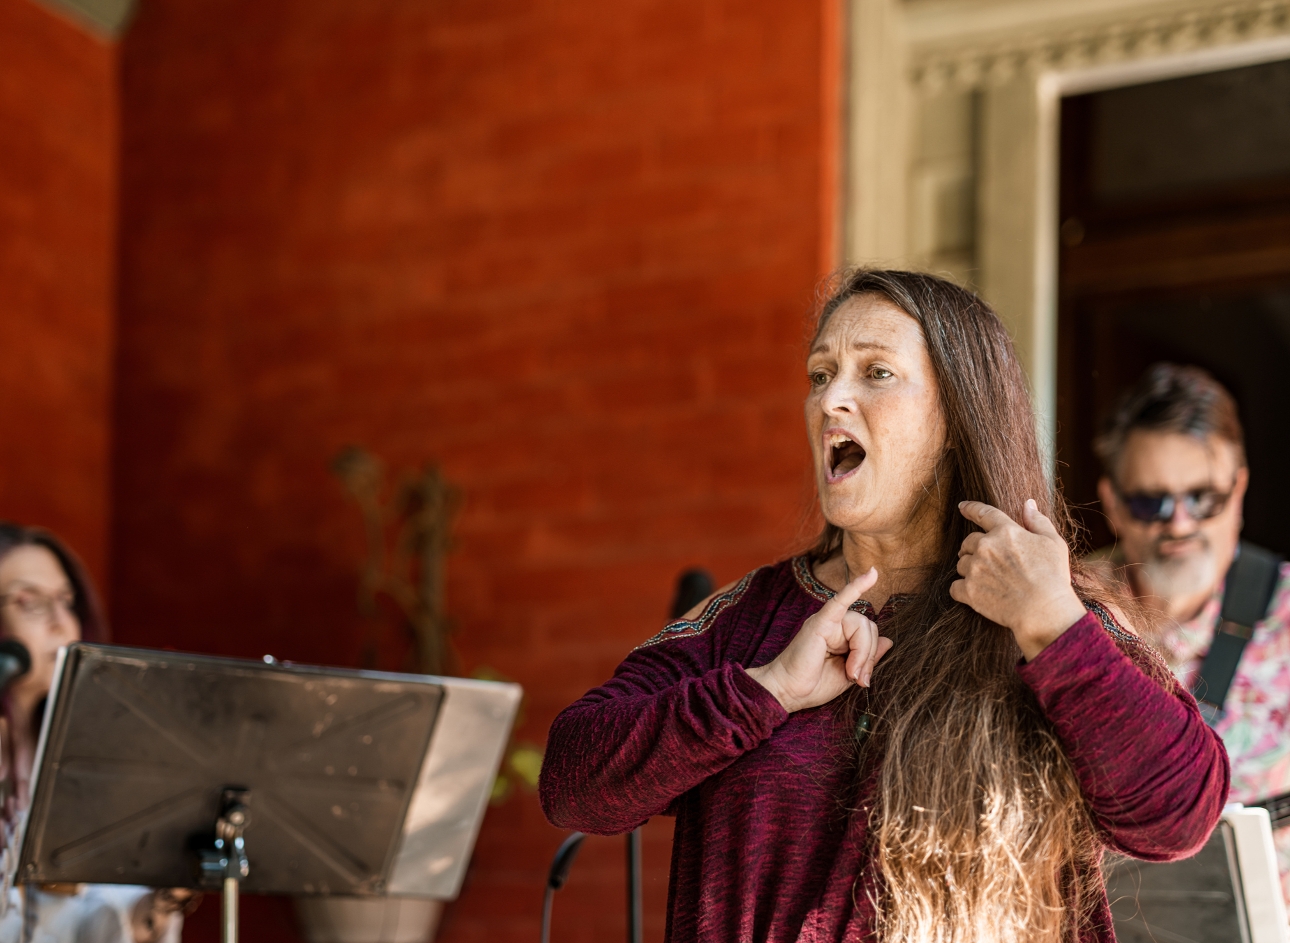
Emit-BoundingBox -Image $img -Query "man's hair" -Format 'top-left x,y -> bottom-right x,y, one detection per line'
1094,362 -> 1246,478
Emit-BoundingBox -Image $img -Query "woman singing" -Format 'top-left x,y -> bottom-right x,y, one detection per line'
539,270 -> 1228,943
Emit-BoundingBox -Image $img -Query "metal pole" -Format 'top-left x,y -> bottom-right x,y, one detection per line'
222,876 -> 239,943
626,828 -> 642,943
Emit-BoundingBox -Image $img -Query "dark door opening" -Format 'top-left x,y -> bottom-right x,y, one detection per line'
1056,58 -> 1290,558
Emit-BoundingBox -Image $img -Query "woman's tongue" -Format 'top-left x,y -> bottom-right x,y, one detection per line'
832,442 -> 865,476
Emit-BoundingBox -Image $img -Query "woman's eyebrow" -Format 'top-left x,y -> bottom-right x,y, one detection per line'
0,580 -> 65,592
850,340 -> 897,353
809,339 -> 899,356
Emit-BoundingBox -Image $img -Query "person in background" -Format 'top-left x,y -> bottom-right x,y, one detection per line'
0,523 -> 193,943
1092,362 -> 1290,898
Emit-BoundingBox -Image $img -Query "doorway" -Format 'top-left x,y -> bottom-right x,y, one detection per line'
1056,58 -> 1290,557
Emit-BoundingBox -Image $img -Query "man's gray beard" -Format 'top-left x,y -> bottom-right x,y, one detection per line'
1138,538 -> 1221,609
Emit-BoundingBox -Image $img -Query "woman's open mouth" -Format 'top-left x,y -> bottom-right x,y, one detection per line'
825,430 -> 866,482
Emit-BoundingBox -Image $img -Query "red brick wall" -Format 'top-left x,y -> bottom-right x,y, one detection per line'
108,0 -> 839,940
0,0 -> 116,587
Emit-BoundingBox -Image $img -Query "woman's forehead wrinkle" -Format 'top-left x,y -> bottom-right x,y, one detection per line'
849,340 -> 898,353
815,301 -> 926,359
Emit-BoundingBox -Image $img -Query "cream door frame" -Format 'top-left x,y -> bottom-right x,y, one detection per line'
846,0 -> 1290,460
30,0 -> 136,36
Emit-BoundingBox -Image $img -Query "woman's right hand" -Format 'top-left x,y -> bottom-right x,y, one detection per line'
746,568 -> 893,713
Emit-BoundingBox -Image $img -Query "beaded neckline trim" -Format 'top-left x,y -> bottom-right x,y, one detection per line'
791,556 -> 914,620
1083,598 -> 1140,646
634,567 -> 762,650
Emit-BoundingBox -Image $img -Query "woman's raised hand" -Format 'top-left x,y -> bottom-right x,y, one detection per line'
951,499 -> 1088,660
746,568 -> 893,713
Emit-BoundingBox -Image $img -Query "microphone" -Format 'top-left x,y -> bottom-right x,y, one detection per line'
0,641 -> 31,693
669,568 -> 714,619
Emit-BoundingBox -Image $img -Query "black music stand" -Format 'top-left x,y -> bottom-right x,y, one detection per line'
15,643 -> 521,943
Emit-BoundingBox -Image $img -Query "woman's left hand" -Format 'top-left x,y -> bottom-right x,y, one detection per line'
951,499 -> 1088,660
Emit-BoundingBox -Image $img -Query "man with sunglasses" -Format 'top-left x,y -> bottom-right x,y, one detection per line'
1094,362 -> 1290,898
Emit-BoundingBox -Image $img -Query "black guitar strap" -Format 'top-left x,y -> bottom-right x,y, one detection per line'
1193,541 -> 1283,726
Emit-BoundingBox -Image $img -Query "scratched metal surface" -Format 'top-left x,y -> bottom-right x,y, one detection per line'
17,644 -> 444,894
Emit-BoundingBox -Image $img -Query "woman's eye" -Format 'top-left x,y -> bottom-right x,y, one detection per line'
868,367 -> 893,380
12,594 -> 40,614
809,372 -> 830,387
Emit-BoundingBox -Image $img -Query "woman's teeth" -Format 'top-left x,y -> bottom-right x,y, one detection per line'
828,434 -> 865,476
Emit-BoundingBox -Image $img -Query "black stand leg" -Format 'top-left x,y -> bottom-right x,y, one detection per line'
626,828 -> 642,943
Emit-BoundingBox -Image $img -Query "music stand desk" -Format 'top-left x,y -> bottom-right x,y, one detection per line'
16,644 -> 521,942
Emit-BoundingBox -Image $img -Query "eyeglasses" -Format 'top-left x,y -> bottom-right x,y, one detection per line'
0,588 -> 76,623
1115,487 -> 1233,524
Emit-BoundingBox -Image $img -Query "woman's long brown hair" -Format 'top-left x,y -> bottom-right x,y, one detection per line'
810,270 -> 1111,943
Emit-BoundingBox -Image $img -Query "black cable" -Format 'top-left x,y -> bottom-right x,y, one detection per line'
541,832 -> 586,943
540,886 -> 555,943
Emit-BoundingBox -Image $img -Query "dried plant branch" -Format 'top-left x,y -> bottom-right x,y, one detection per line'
331,446 -> 460,675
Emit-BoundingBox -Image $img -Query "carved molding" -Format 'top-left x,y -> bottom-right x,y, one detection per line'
911,0 -> 1290,90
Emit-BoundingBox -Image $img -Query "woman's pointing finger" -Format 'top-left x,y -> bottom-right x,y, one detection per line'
820,566 -> 878,622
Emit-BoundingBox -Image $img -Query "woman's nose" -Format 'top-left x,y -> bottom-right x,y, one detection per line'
822,376 -> 858,414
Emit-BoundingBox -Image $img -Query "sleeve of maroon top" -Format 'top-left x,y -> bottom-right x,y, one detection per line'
538,611 -> 789,836
1018,610 -> 1230,861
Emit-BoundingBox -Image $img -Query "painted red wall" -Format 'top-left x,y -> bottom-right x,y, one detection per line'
107,0 -> 839,940
0,0 -> 116,588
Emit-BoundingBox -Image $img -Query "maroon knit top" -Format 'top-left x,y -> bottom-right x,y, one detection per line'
539,557 -> 1230,943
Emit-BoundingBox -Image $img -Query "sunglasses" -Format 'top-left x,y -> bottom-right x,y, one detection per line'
1116,487 -> 1233,524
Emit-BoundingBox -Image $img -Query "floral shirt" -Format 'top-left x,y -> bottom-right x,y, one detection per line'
1155,561 -> 1290,901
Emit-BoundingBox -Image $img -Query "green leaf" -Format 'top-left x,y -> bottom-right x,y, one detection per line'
508,745 -> 544,788
490,774 -> 513,805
